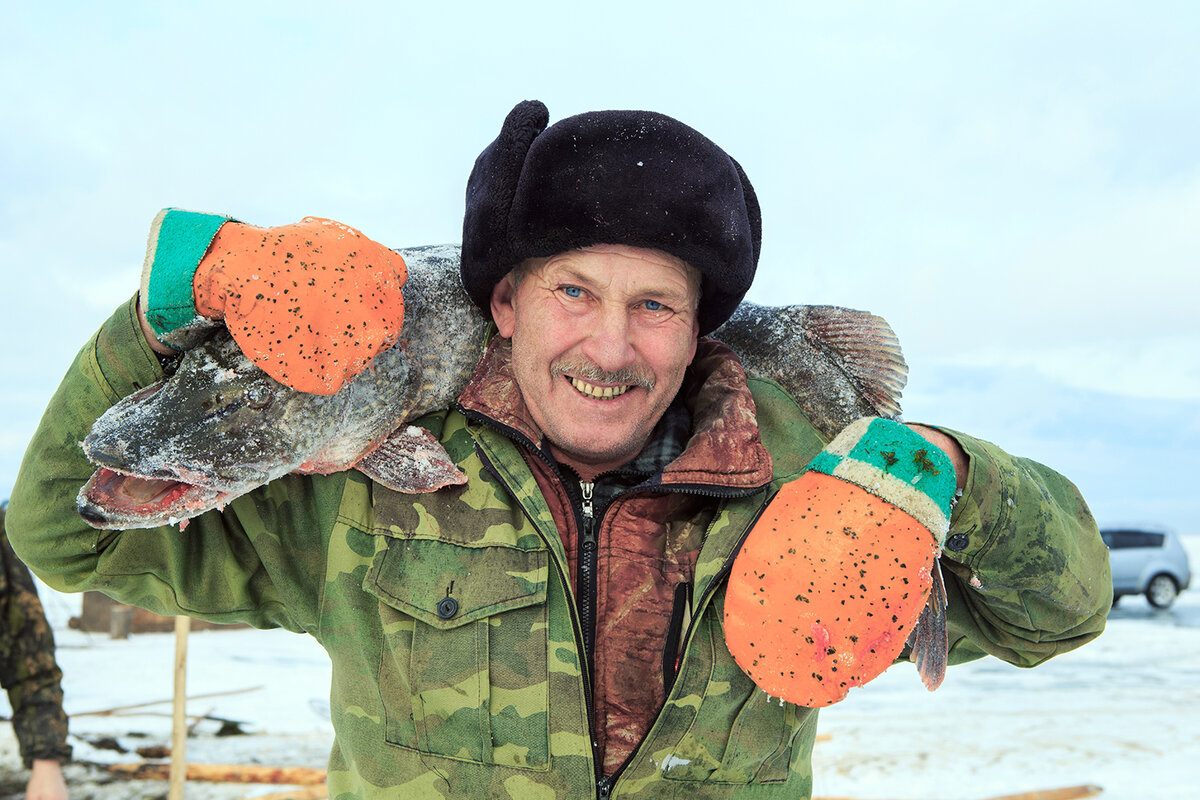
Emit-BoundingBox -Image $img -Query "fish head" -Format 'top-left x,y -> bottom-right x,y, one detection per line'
78,330 -> 345,529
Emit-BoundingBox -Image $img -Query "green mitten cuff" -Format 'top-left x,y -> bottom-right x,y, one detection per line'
806,417 -> 957,545
139,208 -> 233,347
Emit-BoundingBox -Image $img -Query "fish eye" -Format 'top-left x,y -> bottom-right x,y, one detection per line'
244,384 -> 273,409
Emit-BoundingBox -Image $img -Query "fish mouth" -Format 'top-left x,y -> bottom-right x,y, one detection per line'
77,466 -> 234,530
568,376 -> 633,400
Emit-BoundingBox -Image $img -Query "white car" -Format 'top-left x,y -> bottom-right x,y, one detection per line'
1102,529 -> 1192,609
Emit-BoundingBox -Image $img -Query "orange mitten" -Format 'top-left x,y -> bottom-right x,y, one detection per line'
724,417 -> 956,707
194,217 -> 406,394
140,209 -> 406,395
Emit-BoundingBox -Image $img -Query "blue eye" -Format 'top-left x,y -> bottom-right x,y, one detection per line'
563,286 -> 582,298
644,300 -> 663,311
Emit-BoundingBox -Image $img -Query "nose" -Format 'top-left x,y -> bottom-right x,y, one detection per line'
581,303 -> 636,372
81,432 -> 129,470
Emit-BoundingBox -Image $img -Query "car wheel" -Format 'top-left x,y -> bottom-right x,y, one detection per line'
1146,574 -> 1179,609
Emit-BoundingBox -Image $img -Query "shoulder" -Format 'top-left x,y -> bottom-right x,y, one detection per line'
746,376 -> 828,482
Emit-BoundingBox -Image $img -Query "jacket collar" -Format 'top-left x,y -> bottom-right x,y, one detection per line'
456,336 -> 773,491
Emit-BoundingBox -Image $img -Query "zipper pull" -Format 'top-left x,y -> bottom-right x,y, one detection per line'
580,481 -> 595,541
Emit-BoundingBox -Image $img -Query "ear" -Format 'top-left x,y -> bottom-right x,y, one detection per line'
490,273 -> 518,338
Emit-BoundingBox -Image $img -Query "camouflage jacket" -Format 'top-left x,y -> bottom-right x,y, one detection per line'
8,298 -> 1111,799
456,333 -> 777,776
0,508 -> 71,768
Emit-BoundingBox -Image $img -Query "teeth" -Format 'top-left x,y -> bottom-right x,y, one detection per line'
570,377 -> 630,400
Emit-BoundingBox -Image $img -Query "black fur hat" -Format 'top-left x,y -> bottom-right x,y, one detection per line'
461,100 -> 761,335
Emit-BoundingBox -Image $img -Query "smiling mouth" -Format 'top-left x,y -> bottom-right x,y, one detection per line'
569,376 -> 631,400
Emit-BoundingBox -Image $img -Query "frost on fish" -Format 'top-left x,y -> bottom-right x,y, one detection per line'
78,244 -> 910,531
712,304 -> 907,438
78,245 -> 487,530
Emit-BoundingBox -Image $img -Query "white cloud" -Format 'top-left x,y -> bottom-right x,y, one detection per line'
929,339 -> 1200,402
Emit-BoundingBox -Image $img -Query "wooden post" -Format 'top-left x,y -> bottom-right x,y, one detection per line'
109,604 -> 134,639
169,615 -> 191,800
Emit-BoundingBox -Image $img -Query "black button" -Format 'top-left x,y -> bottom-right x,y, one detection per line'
946,533 -> 970,552
436,597 -> 459,619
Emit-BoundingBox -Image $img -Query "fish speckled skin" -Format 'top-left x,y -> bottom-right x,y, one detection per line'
78,245 -> 908,530
715,303 -> 906,428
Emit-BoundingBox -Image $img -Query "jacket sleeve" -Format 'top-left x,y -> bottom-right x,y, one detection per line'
5,297 -> 347,634
931,427 -> 1112,667
0,515 -> 72,768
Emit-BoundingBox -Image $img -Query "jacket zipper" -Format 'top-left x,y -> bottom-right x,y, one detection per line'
578,480 -> 598,675
574,479 -> 605,784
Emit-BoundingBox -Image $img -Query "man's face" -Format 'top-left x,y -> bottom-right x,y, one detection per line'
490,245 -> 700,480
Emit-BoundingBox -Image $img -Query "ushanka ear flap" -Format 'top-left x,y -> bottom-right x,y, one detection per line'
723,417 -> 956,708
460,99 -> 549,314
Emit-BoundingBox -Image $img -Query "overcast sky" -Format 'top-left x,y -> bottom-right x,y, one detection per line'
2,2 -> 1197,534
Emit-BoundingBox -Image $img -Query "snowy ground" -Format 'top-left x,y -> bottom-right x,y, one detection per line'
1,602 -> 335,799
2,537 -> 1195,800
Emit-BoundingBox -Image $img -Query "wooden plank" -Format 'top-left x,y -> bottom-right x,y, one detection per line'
236,787 -> 327,800
813,785 -> 1104,800
983,785 -> 1104,800
108,762 -> 327,785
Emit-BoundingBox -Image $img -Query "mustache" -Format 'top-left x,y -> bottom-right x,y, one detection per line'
551,357 -> 656,391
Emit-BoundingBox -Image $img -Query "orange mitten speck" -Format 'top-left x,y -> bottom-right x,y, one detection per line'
724,417 -> 956,707
194,217 -> 407,395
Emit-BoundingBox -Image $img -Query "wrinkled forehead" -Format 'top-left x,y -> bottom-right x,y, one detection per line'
516,244 -> 702,300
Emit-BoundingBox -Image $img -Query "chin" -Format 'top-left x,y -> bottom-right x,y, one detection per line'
556,434 -> 641,469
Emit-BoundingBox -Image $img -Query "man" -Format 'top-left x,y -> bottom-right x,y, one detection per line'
0,506 -> 71,800
7,100 -> 1110,799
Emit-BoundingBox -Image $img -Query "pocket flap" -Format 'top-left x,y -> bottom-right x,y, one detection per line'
365,537 -> 548,629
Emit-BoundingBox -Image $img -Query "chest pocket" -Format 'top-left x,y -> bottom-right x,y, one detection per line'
365,536 -> 551,771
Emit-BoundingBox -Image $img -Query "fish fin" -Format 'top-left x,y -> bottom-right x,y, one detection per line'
804,306 -> 908,419
355,426 -> 467,494
908,557 -> 949,691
